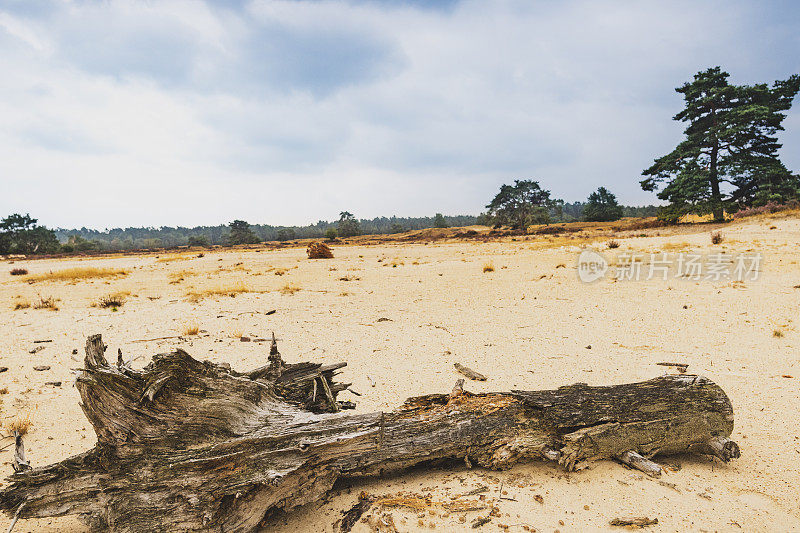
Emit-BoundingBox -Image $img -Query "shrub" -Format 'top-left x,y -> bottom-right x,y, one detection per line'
607,240 -> 620,249
483,262 -> 495,273
711,232 -> 724,245
33,296 -> 58,310
532,225 -> 580,235
773,329 -> 784,338
732,200 -> 800,219
625,218 -> 667,231
325,228 -> 338,240
10,268 -> 28,276
188,235 -> 210,247
97,293 -> 126,309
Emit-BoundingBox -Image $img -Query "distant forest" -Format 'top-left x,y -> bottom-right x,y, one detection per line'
53,204 -> 657,251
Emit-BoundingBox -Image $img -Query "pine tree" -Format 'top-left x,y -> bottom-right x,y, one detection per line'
337,212 -> 361,238
583,187 -> 623,222
641,67 -> 800,222
228,220 -> 260,245
0,213 -> 60,254
486,180 -> 553,230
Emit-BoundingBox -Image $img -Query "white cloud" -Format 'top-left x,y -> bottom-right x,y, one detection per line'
0,0 -> 797,228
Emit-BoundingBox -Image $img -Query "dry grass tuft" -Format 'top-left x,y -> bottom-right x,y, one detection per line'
26,267 -> 128,283
97,292 -> 127,309
6,413 -> 32,436
482,262 -> 495,273
661,241 -> 691,251
279,283 -> 301,295
711,232 -> 724,245
183,323 -> 200,336
607,240 -> 620,249
773,329 -> 785,338
0,387 -> 8,394
185,283 -> 250,302
156,254 -> 194,263
13,297 -> 30,310
168,270 -> 196,284
10,268 -> 28,276
33,296 -> 59,310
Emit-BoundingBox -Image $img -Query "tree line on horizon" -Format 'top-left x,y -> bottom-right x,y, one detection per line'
0,200 -> 658,254
2,67 -> 798,255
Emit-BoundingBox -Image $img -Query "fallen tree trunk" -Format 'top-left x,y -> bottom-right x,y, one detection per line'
0,334 -> 739,532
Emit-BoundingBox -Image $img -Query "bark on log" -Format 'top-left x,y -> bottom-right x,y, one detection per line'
0,334 -> 739,532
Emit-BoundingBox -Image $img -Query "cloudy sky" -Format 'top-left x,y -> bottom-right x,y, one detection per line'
0,0 -> 798,229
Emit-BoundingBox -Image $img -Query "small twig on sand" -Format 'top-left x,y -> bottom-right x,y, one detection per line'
6,500 -> 26,533
458,485 -> 489,497
131,336 -> 184,343
656,362 -> 688,373
609,516 -> 658,528
454,363 -> 487,381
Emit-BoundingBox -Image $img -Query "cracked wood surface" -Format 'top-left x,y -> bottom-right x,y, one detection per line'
0,335 -> 739,532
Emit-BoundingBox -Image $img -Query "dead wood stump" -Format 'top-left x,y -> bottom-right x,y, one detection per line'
306,241 -> 333,259
0,334 -> 740,532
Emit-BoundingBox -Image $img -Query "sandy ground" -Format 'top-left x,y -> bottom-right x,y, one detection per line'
1,215 -> 799,532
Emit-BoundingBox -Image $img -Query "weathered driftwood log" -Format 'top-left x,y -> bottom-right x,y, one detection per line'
0,334 -> 739,532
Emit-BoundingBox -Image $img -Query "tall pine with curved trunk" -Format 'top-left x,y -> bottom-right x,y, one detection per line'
641,67 -> 800,222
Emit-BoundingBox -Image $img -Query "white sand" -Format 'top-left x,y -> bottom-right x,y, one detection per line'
1,216 -> 799,532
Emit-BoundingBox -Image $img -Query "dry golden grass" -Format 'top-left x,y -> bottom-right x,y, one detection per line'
6,413 -> 32,436
168,269 -> 196,283
25,267 -> 128,283
483,262 -> 495,273
185,283 -> 250,302
230,329 -> 244,339
13,296 -> 30,310
279,283 -> 301,295
661,241 -> 691,251
156,253 -> 194,263
33,296 -> 59,310
183,324 -> 200,336
96,291 -> 128,309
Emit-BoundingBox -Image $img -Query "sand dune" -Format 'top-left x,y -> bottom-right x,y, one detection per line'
1,215 -> 799,532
